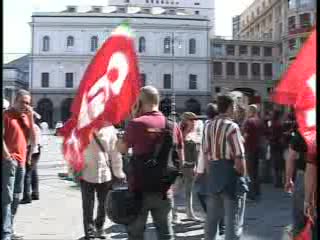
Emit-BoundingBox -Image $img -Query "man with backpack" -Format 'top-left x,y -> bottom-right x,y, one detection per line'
117,86 -> 184,240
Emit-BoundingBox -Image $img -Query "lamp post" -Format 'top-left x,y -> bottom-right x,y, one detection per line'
170,31 -> 182,122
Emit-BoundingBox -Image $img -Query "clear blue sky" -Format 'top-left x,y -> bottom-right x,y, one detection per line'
3,0 -> 254,63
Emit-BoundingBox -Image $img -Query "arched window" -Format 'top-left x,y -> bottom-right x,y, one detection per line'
91,36 -> 98,52
42,36 -> 50,51
164,37 -> 171,54
139,37 -> 146,53
67,36 -> 74,47
189,38 -> 196,54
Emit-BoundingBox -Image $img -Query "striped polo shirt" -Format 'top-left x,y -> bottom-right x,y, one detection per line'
204,115 -> 245,161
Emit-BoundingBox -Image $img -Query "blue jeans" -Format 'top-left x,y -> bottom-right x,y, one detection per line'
2,159 -> 17,240
205,192 -> 246,240
127,192 -> 174,240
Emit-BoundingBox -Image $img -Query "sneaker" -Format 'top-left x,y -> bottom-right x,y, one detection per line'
20,197 -> 32,204
31,193 -> 39,200
12,233 -> 24,240
172,215 -> 180,224
96,228 -> 107,239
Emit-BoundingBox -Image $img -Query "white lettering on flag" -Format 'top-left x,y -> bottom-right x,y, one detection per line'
306,74 -> 316,127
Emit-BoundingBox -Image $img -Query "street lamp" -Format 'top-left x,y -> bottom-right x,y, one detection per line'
170,32 -> 182,122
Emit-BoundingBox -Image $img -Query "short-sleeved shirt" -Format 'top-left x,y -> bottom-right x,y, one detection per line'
243,117 -> 265,153
3,109 -> 31,165
206,115 -> 245,161
123,111 -> 183,156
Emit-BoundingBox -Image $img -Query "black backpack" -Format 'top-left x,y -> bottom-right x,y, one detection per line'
128,118 -> 182,194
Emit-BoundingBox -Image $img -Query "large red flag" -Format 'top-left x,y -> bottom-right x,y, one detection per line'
60,22 -> 140,172
271,28 -> 316,160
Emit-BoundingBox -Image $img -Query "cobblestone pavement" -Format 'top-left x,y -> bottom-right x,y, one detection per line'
15,134 -> 292,240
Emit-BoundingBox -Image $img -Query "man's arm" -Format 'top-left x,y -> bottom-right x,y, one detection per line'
229,126 -> 247,176
116,138 -> 129,154
3,140 -> 11,160
304,163 -> 317,217
284,146 -> 298,193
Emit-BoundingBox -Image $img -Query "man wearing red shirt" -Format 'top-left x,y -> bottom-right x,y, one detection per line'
2,90 -> 36,240
242,105 -> 265,201
117,86 -> 184,240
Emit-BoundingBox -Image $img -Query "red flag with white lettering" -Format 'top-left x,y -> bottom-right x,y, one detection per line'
60,22 -> 140,172
271,28 -> 316,161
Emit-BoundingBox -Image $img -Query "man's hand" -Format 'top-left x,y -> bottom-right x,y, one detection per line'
234,157 -> 245,176
284,179 -> 294,193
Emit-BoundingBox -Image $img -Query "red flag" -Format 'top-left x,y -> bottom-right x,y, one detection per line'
292,217 -> 314,240
271,28 -> 316,160
60,22 -> 140,172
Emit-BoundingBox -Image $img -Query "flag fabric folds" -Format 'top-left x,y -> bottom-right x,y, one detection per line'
271,28 -> 316,161
60,22 -> 140,172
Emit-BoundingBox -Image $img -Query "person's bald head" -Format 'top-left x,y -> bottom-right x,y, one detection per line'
248,104 -> 258,117
139,86 -> 160,106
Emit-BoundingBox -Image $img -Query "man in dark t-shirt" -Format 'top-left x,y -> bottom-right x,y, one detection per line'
285,130 -> 308,237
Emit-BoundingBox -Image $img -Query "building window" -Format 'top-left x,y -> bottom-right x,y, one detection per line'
252,46 -> 260,56
163,74 -> 171,89
215,87 -> 221,93
65,73 -> 74,88
268,14 -> 272,23
139,37 -> 146,53
189,39 -> 196,54
189,74 -> 197,89
164,37 -> 171,54
264,47 -> 272,56
289,39 -> 296,50
194,2 -> 200,5
279,43 -> 283,55
41,72 -> 49,87
252,63 -> 261,77
262,1 -> 266,8
226,62 -> 235,76
91,36 -> 98,52
288,16 -> 296,31
257,7 -> 260,15
239,45 -> 248,56
140,73 -> 146,86
226,45 -> 235,56
213,62 -> 222,75
195,11 -> 199,15
239,62 -> 248,76
264,63 -> 273,76
213,44 -> 223,55
67,36 -> 74,47
288,0 -> 296,9
42,36 -> 50,52
300,13 -> 311,28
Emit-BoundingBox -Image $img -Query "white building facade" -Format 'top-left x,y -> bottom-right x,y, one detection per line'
108,0 -> 215,36
29,6 -> 211,127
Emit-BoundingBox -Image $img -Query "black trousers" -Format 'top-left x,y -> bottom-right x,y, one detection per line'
246,150 -> 261,199
80,179 -> 111,236
23,150 -> 41,198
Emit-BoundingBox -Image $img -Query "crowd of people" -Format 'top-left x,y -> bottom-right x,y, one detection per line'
2,87 -> 317,240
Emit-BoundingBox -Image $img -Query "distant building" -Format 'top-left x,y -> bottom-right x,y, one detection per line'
232,15 -> 240,39
108,0 -> 215,36
210,37 -> 280,106
29,5 -> 211,127
234,0 -> 316,71
3,55 -> 29,104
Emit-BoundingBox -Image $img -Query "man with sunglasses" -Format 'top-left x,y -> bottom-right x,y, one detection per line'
2,89 -> 36,240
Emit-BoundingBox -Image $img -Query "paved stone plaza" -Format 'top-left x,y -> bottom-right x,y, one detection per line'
15,134 -> 292,240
